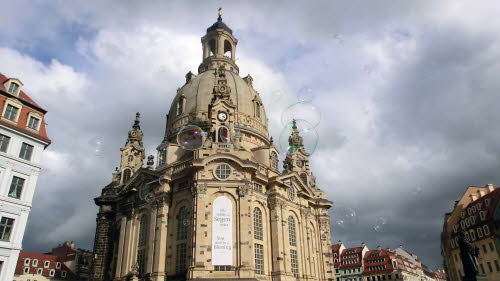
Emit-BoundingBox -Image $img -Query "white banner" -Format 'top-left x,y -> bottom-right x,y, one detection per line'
212,196 -> 233,265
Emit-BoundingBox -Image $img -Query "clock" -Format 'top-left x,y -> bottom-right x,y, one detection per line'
217,111 -> 228,122
296,159 -> 304,168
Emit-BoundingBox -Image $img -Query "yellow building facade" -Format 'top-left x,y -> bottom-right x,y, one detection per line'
90,15 -> 335,281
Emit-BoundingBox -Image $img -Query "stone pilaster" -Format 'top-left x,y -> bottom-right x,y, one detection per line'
90,211 -> 115,281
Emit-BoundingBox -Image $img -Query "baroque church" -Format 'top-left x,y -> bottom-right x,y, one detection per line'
90,13 -> 335,281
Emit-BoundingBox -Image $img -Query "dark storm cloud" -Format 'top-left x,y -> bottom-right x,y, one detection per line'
0,0 -> 498,271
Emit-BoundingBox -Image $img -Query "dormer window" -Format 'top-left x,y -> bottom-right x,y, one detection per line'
4,79 -> 23,96
8,82 -> 19,95
27,115 -> 41,131
4,104 -> 19,121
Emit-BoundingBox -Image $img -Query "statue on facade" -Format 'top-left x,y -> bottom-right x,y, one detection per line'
457,231 -> 486,281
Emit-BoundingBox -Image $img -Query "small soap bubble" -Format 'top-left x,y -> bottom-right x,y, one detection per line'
144,192 -> 154,204
271,90 -> 284,102
373,217 -> 388,233
412,186 -> 423,195
278,120 -> 319,156
281,101 -> 321,130
332,205 -> 358,230
88,138 -> 104,157
177,125 -> 204,150
182,218 -> 191,226
332,34 -> 344,44
297,86 -> 315,102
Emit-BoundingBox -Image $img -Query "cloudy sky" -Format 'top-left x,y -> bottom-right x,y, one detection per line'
2,0 -> 500,270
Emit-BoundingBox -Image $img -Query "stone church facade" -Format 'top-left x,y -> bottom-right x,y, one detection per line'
90,14 -> 335,281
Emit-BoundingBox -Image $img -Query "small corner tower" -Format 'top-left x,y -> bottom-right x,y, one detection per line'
118,112 -> 145,184
198,8 -> 239,74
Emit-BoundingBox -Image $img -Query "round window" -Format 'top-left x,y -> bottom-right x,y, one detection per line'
214,164 -> 231,180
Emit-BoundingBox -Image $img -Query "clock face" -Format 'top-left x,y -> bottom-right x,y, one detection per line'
296,159 -> 304,167
218,112 -> 228,122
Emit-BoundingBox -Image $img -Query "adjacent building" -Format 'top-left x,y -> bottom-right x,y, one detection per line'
0,75 -> 51,280
13,251 -> 77,281
441,184 -> 500,281
332,243 -> 445,281
337,244 -> 368,281
90,14 -> 335,281
49,242 -> 93,280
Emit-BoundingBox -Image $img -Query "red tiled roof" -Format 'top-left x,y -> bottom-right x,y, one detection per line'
339,247 -> 364,269
332,244 -> 341,252
363,249 -> 397,274
0,73 -> 51,145
15,251 -> 77,278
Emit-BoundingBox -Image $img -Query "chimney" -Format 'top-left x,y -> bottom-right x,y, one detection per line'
399,244 -> 403,249
486,184 -> 494,192
478,189 -> 485,198
470,193 -> 478,203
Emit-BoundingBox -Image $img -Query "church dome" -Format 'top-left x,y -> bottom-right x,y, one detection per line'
164,15 -> 269,147
165,70 -> 268,141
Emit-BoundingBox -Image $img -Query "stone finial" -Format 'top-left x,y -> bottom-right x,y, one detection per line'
147,155 -> 154,168
185,71 -> 195,84
243,74 -> 253,86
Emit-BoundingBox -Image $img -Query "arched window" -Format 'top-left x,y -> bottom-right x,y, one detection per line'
177,206 -> 189,240
218,127 -> 230,143
208,39 -> 216,56
224,40 -> 232,58
176,97 -> 185,116
137,214 -> 149,276
255,102 -> 261,118
128,155 -> 134,162
288,216 -> 297,246
270,151 -> 278,169
254,208 -> 263,240
122,169 -> 131,183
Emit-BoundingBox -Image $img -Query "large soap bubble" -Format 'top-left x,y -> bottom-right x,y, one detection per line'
332,205 -> 358,230
278,119 -> 319,156
281,101 -> 321,130
177,125 -> 204,150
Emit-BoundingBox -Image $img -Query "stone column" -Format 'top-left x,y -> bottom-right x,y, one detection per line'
190,183 -> 208,279
151,197 -> 169,281
120,210 -> 134,277
114,215 -> 127,279
299,210 -> 311,280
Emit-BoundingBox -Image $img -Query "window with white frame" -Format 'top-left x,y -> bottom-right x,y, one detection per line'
61,270 -> 67,278
24,267 -> 30,274
49,269 -> 55,277
8,82 -> 20,95
254,243 -> 264,274
24,259 -> 31,266
0,134 -> 10,153
56,262 -> 61,269
478,227 -> 484,238
254,207 -> 263,240
37,268 -> 43,274
288,216 -> 297,246
290,249 -> 299,277
44,261 -> 50,268
27,115 -> 41,131
33,259 -> 38,267
19,142 -> 34,161
0,217 -> 14,241
8,176 -> 25,199
3,104 -> 19,121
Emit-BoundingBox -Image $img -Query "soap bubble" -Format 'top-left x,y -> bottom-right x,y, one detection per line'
412,186 -> 423,196
281,102 -> 321,130
88,138 -> 104,157
177,125 -> 204,150
144,192 -> 155,204
332,34 -> 344,44
271,90 -> 284,102
278,120 -> 318,156
373,217 -> 388,233
332,205 -> 358,230
297,86 -> 315,102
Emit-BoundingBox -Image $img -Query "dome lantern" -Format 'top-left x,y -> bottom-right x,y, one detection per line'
199,8 -> 239,74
